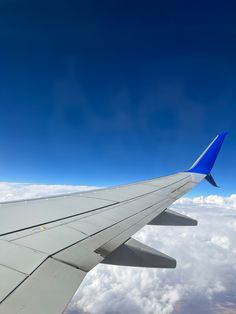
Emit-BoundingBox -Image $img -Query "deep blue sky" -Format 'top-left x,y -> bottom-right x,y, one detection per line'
0,0 -> 235,195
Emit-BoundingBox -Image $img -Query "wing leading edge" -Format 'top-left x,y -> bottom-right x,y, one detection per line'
0,132 -> 227,314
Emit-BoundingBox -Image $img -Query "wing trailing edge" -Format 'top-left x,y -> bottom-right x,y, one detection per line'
102,238 -> 176,268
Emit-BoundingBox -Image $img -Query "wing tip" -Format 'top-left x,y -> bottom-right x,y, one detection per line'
187,131 -> 228,175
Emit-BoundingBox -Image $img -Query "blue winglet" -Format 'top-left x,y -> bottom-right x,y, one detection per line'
187,132 -> 228,175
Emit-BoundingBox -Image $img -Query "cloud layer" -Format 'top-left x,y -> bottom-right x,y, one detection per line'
0,182 -> 235,314
67,194 -> 236,314
0,181 -> 98,202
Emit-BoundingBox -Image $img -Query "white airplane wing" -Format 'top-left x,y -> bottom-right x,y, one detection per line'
0,132 -> 227,314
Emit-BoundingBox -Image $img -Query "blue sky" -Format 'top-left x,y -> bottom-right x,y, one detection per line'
0,0 -> 235,195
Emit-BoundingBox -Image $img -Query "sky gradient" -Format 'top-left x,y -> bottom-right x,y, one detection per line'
0,0 -> 235,195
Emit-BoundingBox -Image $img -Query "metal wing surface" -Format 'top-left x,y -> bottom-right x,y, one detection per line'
0,132 -> 227,314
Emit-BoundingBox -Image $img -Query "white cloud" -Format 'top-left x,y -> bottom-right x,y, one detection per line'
176,194 -> 236,209
210,235 -> 231,250
206,281 -> 226,298
0,182 -> 235,314
0,181 -> 98,202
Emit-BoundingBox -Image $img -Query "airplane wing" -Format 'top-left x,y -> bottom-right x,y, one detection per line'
0,132 -> 227,314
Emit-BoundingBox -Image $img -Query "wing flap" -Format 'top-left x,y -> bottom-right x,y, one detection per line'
0,258 -> 86,314
0,265 -> 26,302
54,244 -> 104,272
0,239 -> 47,275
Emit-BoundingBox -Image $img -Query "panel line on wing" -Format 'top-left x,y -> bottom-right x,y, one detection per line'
0,201 -> 119,237
48,199 -> 168,256
0,254 -> 50,305
0,175 -> 191,238
52,197 -> 174,258
8,181 -> 192,258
